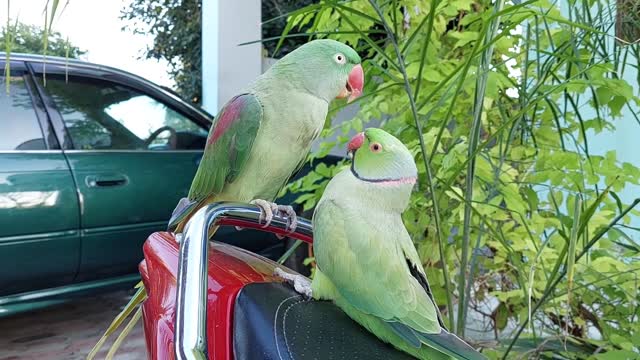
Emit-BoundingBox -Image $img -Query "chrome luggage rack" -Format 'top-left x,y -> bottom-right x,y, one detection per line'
174,202 -> 313,360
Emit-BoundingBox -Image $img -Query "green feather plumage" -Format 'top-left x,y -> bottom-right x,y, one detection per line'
311,129 -> 486,360
169,38 -> 361,232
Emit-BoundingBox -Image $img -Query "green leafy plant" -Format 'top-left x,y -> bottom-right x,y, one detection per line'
3,0 -> 77,92
120,0 -> 203,104
276,0 -> 640,358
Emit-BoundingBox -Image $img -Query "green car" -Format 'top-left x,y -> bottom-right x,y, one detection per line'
0,53 -> 330,317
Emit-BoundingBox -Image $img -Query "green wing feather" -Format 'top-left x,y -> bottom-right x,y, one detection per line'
168,93 -> 262,230
190,93 -> 262,199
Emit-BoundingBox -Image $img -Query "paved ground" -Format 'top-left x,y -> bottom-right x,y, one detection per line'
0,291 -> 147,360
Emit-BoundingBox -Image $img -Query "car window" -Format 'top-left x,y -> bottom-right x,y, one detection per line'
0,73 -> 46,150
43,75 -> 208,151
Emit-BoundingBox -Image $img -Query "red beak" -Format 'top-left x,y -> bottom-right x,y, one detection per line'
348,132 -> 365,152
347,64 -> 364,103
337,64 -> 365,103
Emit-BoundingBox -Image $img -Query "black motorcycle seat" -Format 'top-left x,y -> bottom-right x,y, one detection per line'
233,281 -> 415,360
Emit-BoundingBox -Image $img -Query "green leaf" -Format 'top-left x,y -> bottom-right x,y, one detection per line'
448,31 -> 479,49
293,192 -> 316,204
594,350 -> 640,360
495,302 -> 509,331
609,95 -> 627,116
610,334 -> 635,351
48,0 -> 60,30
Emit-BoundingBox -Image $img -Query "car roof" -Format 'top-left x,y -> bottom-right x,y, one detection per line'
3,52 -> 148,81
0,52 -> 214,122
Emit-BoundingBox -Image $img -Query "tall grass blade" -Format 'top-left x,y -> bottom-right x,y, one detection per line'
4,0 -> 11,95
86,284 -> 145,360
565,195 -> 582,329
457,0 -> 505,337
278,239 -> 303,264
105,307 -> 142,360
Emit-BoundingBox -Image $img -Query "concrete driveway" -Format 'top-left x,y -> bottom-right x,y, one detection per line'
0,291 -> 147,360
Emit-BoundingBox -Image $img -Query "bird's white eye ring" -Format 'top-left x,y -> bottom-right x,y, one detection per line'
370,143 -> 382,153
334,53 -> 346,64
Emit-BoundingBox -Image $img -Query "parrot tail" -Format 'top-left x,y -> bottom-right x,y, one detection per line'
414,329 -> 487,360
388,321 -> 487,360
87,282 -> 147,360
167,197 -> 205,233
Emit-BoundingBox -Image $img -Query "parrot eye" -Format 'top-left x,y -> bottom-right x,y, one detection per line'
370,143 -> 382,153
334,53 -> 346,65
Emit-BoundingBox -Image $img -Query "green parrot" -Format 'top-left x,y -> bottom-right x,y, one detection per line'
275,128 -> 486,360
88,39 -> 364,360
169,39 -> 364,233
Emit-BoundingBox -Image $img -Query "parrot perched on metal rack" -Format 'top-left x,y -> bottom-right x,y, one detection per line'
276,128 -> 486,360
168,39 -> 364,233
88,39 -> 364,360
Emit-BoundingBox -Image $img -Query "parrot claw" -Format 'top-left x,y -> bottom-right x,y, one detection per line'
274,267 -> 312,299
250,199 -> 279,228
250,200 -> 298,234
277,205 -> 298,234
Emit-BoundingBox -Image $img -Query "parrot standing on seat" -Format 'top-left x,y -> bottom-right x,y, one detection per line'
276,128 -> 486,360
88,39 -> 364,360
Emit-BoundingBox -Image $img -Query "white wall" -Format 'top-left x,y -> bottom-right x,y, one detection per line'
202,0 -> 262,114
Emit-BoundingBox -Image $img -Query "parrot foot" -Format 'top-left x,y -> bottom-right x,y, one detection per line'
250,200 -> 298,234
277,205 -> 298,234
174,233 -> 184,243
250,199 -> 279,228
274,267 -> 312,299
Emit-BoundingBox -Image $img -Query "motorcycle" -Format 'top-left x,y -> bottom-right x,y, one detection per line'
139,202 -> 413,360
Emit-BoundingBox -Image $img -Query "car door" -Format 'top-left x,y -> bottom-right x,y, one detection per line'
31,64 -> 208,281
0,61 -> 80,296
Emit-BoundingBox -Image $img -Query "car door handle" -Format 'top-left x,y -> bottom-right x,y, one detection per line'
86,174 -> 128,187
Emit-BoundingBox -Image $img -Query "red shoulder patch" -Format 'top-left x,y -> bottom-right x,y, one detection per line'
207,96 -> 247,147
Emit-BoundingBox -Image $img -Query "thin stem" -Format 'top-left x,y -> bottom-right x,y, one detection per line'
458,0 -> 505,337
413,0 -> 437,100
368,0 -> 454,328
278,239 -> 303,264
4,0 -> 10,94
